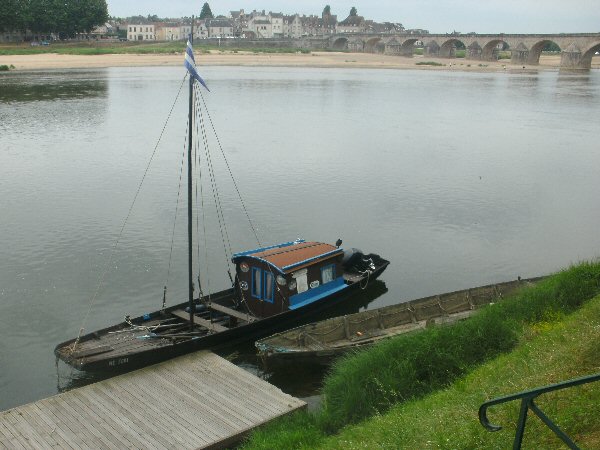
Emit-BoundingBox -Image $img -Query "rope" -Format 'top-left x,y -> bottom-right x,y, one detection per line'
197,89 -> 262,247
196,89 -> 233,280
69,75 -> 188,354
164,102 -> 189,304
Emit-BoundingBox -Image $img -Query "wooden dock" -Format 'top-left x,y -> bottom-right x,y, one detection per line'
0,351 -> 306,449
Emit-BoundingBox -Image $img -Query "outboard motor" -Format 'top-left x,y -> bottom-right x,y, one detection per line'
342,248 -> 365,270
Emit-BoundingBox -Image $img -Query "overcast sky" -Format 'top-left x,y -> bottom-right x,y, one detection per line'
106,0 -> 600,34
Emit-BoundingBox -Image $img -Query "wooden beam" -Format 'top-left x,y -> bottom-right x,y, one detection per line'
171,309 -> 228,333
209,302 -> 257,322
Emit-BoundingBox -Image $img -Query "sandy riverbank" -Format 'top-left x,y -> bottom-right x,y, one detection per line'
2,51 -> 595,72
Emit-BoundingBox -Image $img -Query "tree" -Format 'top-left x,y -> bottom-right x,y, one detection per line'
0,0 -> 27,32
200,2 -> 213,20
322,5 -> 331,16
350,7 -> 357,16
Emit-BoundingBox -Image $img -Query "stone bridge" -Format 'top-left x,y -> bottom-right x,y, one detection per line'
326,33 -> 600,69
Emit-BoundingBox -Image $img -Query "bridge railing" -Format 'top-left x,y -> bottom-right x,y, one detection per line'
479,372 -> 600,449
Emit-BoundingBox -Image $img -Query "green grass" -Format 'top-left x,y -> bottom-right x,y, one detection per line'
0,64 -> 10,71
0,42 -> 310,56
416,61 -> 445,66
318,294 -> 600,449
241,261 -> 600,449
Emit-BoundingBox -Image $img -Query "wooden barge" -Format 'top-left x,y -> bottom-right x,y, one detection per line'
256,276 -> 544,368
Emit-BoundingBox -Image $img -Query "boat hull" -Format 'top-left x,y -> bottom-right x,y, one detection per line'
55,259 -> 390,372
256,276 -> 545,369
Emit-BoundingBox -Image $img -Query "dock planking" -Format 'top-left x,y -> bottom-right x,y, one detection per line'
0,351 -> 306,449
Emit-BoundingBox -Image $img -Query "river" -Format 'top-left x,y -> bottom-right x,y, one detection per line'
1,65 -> 600,411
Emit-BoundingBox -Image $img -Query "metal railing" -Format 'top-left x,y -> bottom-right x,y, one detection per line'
479,372 -> 600,450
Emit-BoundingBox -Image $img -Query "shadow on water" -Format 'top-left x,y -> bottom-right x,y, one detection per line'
0,71 -> 108,102
55,280 -> 388,401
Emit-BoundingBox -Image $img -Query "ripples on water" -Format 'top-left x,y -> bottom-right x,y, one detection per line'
1,66 -> 600,410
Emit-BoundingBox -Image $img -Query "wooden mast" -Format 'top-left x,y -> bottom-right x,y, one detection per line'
187,16 -> 195,329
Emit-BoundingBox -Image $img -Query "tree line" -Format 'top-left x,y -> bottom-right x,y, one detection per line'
0,0 -> 109,38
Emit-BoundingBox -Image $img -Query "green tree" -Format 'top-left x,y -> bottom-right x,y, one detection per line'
200,2 -> 213,19
350,6 -> 357,16
322,5 -> 331,16
0,0 -> 27,32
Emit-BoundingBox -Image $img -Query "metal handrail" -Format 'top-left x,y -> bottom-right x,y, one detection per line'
479,372 -> 600,450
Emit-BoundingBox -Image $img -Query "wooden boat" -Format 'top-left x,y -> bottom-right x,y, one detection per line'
54,33 -> 389,373
256,276 -> 544,368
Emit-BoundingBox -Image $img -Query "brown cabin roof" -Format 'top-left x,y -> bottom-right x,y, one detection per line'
236,241 -> 342,274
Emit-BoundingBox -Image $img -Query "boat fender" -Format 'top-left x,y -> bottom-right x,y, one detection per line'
143,313 -> 151,321
184,304 -> 207,313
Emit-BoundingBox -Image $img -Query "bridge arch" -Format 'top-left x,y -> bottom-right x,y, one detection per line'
527,39 -> 561,65
482,39 -> 505,61
440,38 -> 466,58
332,37 -> 348,50
365,37 -> 384,54
401,38 -> 419,57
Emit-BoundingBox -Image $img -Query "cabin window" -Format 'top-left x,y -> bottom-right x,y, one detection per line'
293,269 -> 308,293
251,267 -> 275,303
321,264 -> 335,284
263,271 -> 274,303
252,267 -> 262,298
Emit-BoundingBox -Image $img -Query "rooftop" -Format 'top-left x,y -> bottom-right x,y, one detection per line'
233,240 -> 342,274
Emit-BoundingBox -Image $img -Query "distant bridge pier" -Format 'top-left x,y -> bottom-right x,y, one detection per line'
424,41 -> 440,57
467,42 -> 483,60
510,45 -> 528,65
560,44 -> 592,69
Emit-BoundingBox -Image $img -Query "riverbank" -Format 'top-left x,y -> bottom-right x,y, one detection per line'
1,51 -> 593,72
242,262 -> 600,449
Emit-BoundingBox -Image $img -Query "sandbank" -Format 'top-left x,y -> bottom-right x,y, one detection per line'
0,51 -> 597,72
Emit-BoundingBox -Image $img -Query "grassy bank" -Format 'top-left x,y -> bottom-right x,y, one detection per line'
0,41 -> 310,56
242,262 -> 600,449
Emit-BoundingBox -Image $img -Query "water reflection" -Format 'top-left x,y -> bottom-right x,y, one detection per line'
0,70 -> 108,102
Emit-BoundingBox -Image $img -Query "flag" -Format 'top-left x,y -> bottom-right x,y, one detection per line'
184,40 -> 210,91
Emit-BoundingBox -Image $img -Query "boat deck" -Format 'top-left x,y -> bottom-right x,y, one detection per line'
0,351 -> 305,449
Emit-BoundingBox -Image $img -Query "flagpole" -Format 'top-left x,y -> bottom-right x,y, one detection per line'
187,15 -> 195,330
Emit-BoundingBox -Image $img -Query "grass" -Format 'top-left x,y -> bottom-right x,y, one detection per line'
0,41 -> 311,56
241,261 -> 600,449
0,64 -> 11,71
416,61 -> 444,66
318,294 -> 600,448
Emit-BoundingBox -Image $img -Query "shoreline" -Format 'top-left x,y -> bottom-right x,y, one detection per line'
2,51 -> 596,72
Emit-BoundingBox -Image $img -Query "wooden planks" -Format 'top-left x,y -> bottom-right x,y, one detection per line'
0,351 -> 306,449
209,302 -> 256,322
170,309 -> 229,333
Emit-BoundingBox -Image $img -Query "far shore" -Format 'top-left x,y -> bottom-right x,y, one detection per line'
2,51 -> 597,72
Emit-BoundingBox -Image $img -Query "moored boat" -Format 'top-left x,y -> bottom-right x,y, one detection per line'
54,240 -> 389,372
53,30 -> 389,372
255,276 -> 544,368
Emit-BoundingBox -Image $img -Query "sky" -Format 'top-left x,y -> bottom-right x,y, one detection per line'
106,0 -> 600,34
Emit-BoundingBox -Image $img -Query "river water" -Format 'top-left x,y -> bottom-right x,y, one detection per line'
1,65 -> 600,411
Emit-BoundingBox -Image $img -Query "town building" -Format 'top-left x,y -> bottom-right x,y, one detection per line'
127,24 -> 155,41
336,15 -> 367,33
205,18 -> 234,38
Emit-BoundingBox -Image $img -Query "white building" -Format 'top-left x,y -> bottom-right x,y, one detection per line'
127,24 -> 155,41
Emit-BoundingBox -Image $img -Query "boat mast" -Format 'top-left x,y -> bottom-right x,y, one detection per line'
187,16 -> 195,329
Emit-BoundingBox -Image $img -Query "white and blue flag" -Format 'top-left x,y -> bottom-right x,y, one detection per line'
184,40 -> 210,91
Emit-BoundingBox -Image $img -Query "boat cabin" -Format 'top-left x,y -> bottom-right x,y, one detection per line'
232,240 -> 348,317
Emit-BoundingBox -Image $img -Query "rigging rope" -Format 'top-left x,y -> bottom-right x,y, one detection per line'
196,88 -> 233,282
197,89 -> 262,248
69,75 -> 188,353
164,104 -> 189,308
